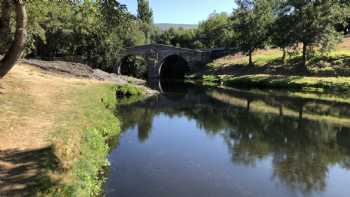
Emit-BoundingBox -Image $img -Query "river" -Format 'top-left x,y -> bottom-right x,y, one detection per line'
104,82 -> 350,197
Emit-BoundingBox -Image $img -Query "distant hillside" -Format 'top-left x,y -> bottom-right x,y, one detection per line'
155,23 -> 198,31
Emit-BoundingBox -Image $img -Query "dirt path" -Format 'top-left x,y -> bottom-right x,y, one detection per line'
0,62 -> 158,196
0,64 -> 105,195
0,64 -> 94,150
0,62 -> 156,150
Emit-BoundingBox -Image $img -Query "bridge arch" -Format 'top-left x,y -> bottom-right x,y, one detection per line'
117,44 -> 234,79
159,54 -> 190,79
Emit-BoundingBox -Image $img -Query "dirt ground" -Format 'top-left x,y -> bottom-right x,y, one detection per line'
0,64 -> 105,195
0,62 -> 156,195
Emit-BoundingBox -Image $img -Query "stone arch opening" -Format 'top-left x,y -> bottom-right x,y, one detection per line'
119,55 -> 148,79
159,55 -> 190,79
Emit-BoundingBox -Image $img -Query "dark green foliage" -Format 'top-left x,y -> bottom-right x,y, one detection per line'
232,0 -> 275,66
120,56 -> 148,79
21,0 -> 143,71
270,12 -> 296,62
152,0 -> 349,70
197,12 -> 236,48
280,0 -> 347,67
137,0 -> 153,25
137,0 -> 153,44
152,27 -> 200,48
2,0 -> 349,75
201,74 -> 350,93
0,0 -> 13,54
116,85 -> 144,98
336,0 -> 350,34
152,12 -> 235,49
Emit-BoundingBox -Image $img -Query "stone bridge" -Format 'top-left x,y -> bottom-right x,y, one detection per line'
116,44 -> 234,79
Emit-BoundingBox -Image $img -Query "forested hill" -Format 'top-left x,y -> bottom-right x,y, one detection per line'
155,23 -> 198,30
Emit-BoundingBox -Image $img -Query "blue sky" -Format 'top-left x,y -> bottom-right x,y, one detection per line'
119,0 -> 235,24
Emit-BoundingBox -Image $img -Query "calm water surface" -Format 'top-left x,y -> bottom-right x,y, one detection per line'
105,83 -> 350,197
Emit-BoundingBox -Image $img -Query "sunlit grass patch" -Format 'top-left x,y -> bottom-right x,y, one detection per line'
49,83 -> 123,196
208,38 -> 350,74
223,75 -> 350,92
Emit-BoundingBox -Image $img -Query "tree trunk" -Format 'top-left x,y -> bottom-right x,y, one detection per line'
0,0 -> 27,78
282,47 -> 286,64
0,0 -> 12,48
301,43 -> 307,70
248,50 -> 253,66
246,99 -> 251,112
145,30 -> 149,44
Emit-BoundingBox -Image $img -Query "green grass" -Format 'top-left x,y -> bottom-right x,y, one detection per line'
208,47 -> 350,70
116,84 -> 144,97
44,83 -> 144,196
199,42 -> 350,92
329,49 -> 350,57
201,74 -> 350,92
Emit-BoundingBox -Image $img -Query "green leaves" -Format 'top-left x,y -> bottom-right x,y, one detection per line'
197,12 -> 235,48
22,0 -> 141,70
232,0 -> 275,65
137,0 -> 153,25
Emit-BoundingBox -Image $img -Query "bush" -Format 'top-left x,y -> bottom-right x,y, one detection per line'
115,85 -> 144,98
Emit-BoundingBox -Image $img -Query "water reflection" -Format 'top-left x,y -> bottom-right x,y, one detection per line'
108,83 -> 350,197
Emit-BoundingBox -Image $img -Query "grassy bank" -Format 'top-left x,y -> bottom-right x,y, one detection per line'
0,64 -> 145,196
48,84 -> 121,196
47,84 -> 145,196
193,38 -> 350,92
199,74 -> 350,92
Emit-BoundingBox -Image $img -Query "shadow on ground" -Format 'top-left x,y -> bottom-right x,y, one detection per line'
0,85 -> 4,94
211,56 -> 350,77
0,146 -> 61,196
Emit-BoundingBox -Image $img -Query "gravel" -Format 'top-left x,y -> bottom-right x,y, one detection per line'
21,59 -> 158,95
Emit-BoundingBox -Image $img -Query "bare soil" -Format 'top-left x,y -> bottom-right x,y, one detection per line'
0,61 -> 156,195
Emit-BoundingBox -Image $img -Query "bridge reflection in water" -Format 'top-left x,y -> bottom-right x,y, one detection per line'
105,83 -> 350,197
147,78 -> 192,93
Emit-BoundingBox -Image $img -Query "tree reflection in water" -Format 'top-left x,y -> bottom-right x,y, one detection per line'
115,84 -> 350,195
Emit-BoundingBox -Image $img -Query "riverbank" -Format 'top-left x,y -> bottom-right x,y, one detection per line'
197,74 -> 350,93
0,62 -> 152,196
193,37 -> 350,92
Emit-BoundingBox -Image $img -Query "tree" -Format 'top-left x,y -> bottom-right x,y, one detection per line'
151,27 -> 201,49
0,0 -> 27,78
24,0 -> 136,71
338,0 -> 350,34
98,0 -> 129,29
197,12 -> 236,48
281,0 -> 347,69
270,14 -> 296,63
0,0 -> 12,54
137,0 -> 153,44
233,0 -> 274,66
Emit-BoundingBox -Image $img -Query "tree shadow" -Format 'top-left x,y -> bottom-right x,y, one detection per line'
212,58 -> 309,76
0,146 -> 62,196
211,55 -> 350,77
308,55 -> 350,76
0,85 -> 4,92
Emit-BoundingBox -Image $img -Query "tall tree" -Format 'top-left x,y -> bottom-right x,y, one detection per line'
281,0 -> 347,69
270,14 -> 296,63
337,0 -> 350,34
137,0 -> 153,44
233,0 -> 275,66
0,0 -> 12,54
98,0 -> 129,29
197,12 -> 236,48
0,0 -> 27,78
